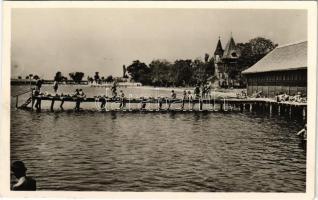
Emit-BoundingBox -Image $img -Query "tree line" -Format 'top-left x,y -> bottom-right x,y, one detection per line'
126,37 -> 277,87
126,55 -> 215,87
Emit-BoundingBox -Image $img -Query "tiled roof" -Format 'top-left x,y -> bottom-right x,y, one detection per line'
223,37 -> 240,59
214,39 -> 224,56
242,41 -> 307,74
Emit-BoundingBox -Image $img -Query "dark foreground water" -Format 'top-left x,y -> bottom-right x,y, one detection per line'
10,86 -> 306,192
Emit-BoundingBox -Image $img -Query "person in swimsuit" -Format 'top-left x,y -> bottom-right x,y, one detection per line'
192,85 -> 200,110
181,90 -> 188,110
53,81 -> 59,93
119,90 -> 126,109
35,79 -> 43,91
168,90 -> 177,110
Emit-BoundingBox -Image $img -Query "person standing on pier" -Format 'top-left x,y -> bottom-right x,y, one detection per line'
35,79 -> 43,91
74,89 -> 86,111
192,85 -> 201,110
168,90 -> 177,110
111,82 -> 118,99
53,80 -> 59,93
11,161 -> 36,191
181,90 -> 188,110
119,90 -> 126,109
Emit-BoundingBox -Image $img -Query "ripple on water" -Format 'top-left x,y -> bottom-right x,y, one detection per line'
10,86 -> 306,192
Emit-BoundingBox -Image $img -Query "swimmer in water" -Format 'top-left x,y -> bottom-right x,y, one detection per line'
296,124 -> 307,140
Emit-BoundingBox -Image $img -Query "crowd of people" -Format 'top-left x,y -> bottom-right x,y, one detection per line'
276,92 -> 307,103
246,90 -> 307,103
31,79 -> 88,111
95,84 -> 212,111
29,78 -> 307,112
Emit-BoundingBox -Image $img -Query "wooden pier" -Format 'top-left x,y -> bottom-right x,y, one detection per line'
16,94 -> 307,119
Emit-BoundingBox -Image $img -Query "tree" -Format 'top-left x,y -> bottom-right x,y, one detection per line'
204,53 -> 210,63
149,59 -> 172,86
105,75 -> 114,83
94,72 -> 100,82
192,59 -> 206,85
126,60 -> 151,85
61,76 -> 68,81
18,76 -> 22,79
237,37 -> 278,71
25,76 -> 29,79
249,37 -> 277,55
171,59 -> 193,86
33,75 -> 40,80
54,71 -> 63,82
123,65 -> 128,78
69,72 -> 85,83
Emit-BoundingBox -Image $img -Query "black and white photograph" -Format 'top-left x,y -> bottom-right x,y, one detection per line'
1,1 -> 316,199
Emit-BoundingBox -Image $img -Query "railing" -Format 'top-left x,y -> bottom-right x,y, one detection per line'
12,89 -> 33,108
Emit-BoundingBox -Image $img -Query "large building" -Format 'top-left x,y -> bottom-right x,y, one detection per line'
213,36 -> 242,88
242,41 -> 307,97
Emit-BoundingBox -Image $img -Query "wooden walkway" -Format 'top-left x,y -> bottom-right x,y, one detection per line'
15,94 -> 307,119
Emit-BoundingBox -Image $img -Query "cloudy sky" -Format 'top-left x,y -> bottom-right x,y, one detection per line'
11,8 -> 307,79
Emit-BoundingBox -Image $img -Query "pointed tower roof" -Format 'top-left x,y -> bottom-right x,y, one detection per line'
223,36 -> 240,59
214,37 -> 224,56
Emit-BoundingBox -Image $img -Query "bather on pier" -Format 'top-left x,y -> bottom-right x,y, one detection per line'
119,90 -> 126,109
140,97 -> 147,110
168,90 -> 177,110
181,90 -> 188,110
53,80 -> 59,93
31,88 -> 42,111
111,82 -> 118,98
192,85 -> 201,110
35,79 -> 43,91
74,89 -> 86,111
99,95 -> 107,111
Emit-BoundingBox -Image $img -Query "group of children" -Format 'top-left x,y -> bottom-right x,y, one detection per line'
97,85 -> 207,111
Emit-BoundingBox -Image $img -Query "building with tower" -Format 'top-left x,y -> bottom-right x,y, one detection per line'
213,35 -> 243,88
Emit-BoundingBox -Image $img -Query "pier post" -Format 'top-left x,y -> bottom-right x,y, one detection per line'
289,105 -> 292,117
303,107 -> 306,120
15,96 -> 19,108
269,103 -> 272,115
249,103 -> 253,112
60,100 -> 64,110
220,103 -> 224,111
31,90 -> 34,110
50,100 -> 55,111
278,105 -> 281,115
199,99 -> 203,111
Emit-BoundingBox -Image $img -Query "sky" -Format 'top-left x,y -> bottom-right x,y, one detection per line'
11,8 -> 307,79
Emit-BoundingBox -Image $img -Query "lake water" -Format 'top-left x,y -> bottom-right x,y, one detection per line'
10,85 -> 306,192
